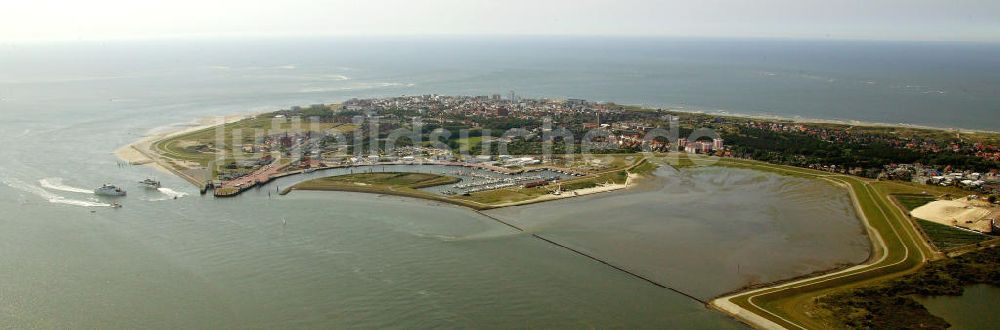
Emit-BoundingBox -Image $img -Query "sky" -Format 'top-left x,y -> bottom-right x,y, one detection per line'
2,0 -> 999,43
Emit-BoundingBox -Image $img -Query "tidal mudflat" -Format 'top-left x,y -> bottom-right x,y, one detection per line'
485,166 -> 872,300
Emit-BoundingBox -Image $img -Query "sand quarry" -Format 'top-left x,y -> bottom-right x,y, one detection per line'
911,198 -> 997,233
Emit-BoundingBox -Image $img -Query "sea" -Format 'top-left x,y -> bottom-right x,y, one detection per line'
0,36 -> 995,328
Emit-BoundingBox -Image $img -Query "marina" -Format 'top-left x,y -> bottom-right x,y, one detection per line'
205,159 -> 578,198
4,32 -> 998,328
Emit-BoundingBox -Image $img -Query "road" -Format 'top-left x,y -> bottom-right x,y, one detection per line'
709,158 -> 935,329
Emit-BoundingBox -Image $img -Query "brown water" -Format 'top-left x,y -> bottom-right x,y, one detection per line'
485,166 -> 872,300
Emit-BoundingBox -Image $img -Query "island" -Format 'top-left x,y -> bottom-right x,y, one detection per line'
118,94 -> 1000,329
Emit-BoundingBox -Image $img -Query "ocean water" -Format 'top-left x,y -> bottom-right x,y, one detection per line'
3,37 -> 998,130
0,36 -> 982,327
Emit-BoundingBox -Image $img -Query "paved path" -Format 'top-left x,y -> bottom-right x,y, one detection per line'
709,159 -> 933,329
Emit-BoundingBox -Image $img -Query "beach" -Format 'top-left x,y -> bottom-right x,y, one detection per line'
114,114 -> 250,164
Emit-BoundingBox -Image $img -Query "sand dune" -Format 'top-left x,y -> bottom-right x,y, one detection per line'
911,199 -> 991,228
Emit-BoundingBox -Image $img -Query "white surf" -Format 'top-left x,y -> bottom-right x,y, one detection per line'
157,187 -> 188,199
39,177 -> 94,194
5,177 -> 111,207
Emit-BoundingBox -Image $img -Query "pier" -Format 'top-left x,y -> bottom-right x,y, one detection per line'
208,160 -> 578,198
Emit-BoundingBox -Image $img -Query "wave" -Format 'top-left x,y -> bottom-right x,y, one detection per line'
157,187 -> 189,199
39,177 -> 94,194
298,82 -> 408,93
4,177 -> 110,207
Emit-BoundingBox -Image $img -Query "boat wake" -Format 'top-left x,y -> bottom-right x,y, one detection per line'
4,177 -> 111,207
157,187 -> 188,199
39,177 -> 94,194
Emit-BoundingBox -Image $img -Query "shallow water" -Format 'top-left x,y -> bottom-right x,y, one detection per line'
2,187 -> 749,328
0,159 -> 868,328
485,166 -> 871,300
0,37 -> 932,327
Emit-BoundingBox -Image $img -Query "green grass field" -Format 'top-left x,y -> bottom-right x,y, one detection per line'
455,136 -> 483,151
288,172 -> 487,209
894,194 -> 936,211
888,193 -> 990,250
150,109 -> 354,179
915,219 -> 991,250
295,172 -> 460,190
454,187 -> 550,205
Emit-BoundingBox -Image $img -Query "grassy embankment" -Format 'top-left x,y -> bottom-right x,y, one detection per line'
289,155 -> 654,208
286,172 -> 485,208
709,157 -> 937,330
816,246 -> 1000,329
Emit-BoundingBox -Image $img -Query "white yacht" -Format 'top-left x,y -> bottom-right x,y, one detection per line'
95,184 -> 127,197
138,178 -> 161,189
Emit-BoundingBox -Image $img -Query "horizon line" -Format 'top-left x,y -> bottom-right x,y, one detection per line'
3,32 -> 998,46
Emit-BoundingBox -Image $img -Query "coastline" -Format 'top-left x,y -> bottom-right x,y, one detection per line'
111,109 -> 940,328
113,99 -> 999,171
114,113 -> 251,164
650,104 -> 1000,134
709,170 -> 884,330
112,104 -> 998,186
706,159 -> 935,330
285,172 -> 642,210
114,113 -> 254,184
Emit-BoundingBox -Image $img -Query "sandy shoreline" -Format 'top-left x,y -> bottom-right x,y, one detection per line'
114,113 -> 252,163
116,101 -> 998,167
114,103 -> 999,169
652,105 -> 999,134
113,113 -> 254,182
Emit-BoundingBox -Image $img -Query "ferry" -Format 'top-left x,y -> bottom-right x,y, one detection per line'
138,178 -> 161,189
95,184 -> 127,197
